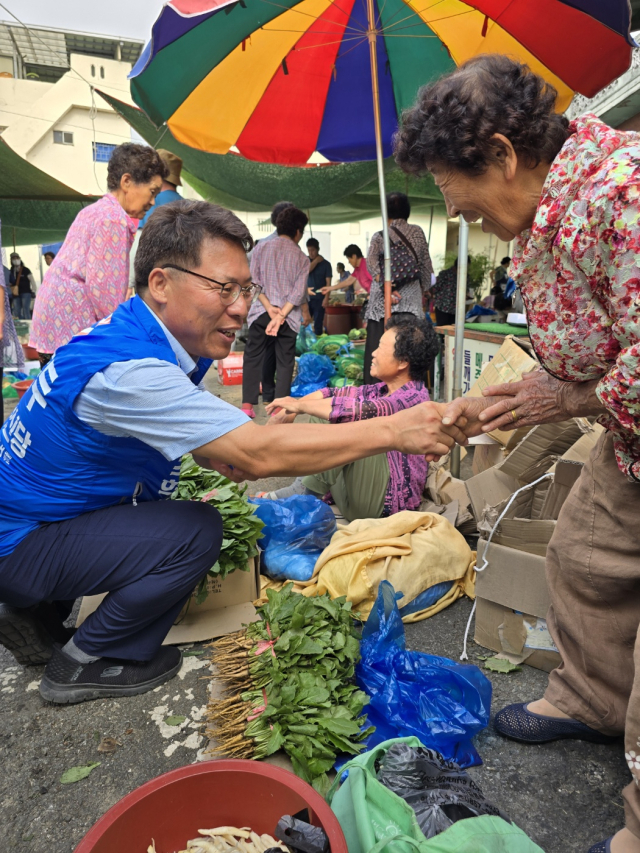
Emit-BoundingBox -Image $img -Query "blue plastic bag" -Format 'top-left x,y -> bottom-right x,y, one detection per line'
250,495 -> 337,582
356,581 -> 492,768
290,352 -> 335,397
295,325 -> 318,356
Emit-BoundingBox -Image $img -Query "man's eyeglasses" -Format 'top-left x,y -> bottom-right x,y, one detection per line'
161,264 -> 262,304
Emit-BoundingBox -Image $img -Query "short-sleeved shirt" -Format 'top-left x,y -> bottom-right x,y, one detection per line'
351,259 -> 372,294
308,258 -> 333,295
74,301 -> 249,460
248,235 -> 309,333
138,188 -> 182,229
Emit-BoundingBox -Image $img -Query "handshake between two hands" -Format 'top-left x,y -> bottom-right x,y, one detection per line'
400,369 -> 572,462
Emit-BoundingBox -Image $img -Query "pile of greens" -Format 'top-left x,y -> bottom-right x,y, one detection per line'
207,585 -> 373,792
172,456 -> 264,581
348,328 -> 367,341
313,334 -> 350,360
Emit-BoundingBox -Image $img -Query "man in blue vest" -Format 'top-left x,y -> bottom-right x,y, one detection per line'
0,200 -> 467,705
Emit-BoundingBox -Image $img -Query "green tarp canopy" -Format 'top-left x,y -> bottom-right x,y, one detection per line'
0,138 -> 99,247
98,92 -> 445,224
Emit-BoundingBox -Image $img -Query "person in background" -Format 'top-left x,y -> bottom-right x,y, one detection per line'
242,207 -> 310,418
264,316 -> 439,521
43,252 -> 55,267
323,244 -> 372,299
365,193 -> 433,384
336,261 -> 354,303
306,238 -> 332,336
128,150 -> 184,295
430,257 -> 472,327
9,254 -> 36,321
249,201 -> 294,403
0,248 -> 25,423
29,143 -> 167,363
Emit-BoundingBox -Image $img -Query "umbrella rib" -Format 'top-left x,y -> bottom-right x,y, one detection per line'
256,0 -> 366,33
373,0 -> 446,34
382,6 -> 475,35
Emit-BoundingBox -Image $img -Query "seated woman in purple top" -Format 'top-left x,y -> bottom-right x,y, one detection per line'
263,315 -> 439,521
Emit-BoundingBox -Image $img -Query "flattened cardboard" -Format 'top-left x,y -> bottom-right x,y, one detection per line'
471,440 -> 507,476
561,422 -> 604,463
475,539 -> 550,618
474,598 -> 560,672
498,421 -> 586,484
465,337 -> 538,447
465,467 -> 519,522
76,558 -> 260,645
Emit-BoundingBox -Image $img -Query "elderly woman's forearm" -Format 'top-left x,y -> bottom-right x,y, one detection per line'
561,379 -> 607,418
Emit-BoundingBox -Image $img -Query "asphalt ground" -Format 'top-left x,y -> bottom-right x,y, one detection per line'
0,371 -> 630,853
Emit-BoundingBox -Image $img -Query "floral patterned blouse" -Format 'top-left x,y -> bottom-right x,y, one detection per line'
512,114 -> 640,482
30,194 -> 137,353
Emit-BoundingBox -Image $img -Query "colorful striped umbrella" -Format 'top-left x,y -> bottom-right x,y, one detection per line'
131,0 -> 635,166
131,0 -> 634,320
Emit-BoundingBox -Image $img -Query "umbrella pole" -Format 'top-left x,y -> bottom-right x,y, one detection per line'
450,215 -> 469,478
366,0 -> 392,321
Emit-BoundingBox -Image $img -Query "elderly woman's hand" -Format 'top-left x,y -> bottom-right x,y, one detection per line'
443,369 -> 606,435
265,397 -> 301,415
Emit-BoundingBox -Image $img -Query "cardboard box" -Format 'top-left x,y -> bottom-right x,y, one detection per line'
76,558 -> 260,645
474,539 -> 561,671
470,435 -> 507,476
465,337 -> 538,447
474,598 -> 560,673
217,352 -> 244,386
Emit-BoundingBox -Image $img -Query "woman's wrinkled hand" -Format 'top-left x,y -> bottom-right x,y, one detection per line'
475,369 -> 572,432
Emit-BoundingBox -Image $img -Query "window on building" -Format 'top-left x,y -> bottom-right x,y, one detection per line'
53,130 -> 74,145
91,64 -> 95,77
92,142 -> 117,163
100,66 -> 105,79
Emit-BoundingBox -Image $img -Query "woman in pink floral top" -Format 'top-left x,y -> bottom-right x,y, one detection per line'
396,54 -> 640,853
30,144 -> 167,358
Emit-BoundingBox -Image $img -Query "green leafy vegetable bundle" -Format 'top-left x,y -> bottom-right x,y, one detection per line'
348,328 -> 367,341
313,334 -> 350,360
206,585 -> 373,791
172,456 -> 264,580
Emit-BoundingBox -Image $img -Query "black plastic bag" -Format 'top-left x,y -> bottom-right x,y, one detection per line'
376,742 -> 509,840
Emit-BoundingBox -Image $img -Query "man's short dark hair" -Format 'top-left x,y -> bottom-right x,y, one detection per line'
385,315 -> 438,382
501,256 -> 511,265
134,200 -> 253,293
276,207 -> 308,239
271,201 -> 294,227
106,143 -> 168,191
337,262 -> 345,270
344,244 -> 363,259
306,238 -> 319,250
44,251 -> 55,258
387,192 -> 411,221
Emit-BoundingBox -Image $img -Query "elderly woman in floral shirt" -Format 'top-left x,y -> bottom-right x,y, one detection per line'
396,55 -> 640,853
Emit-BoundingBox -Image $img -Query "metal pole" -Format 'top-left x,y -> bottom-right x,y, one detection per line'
450,215 -> 469,478
366,0 -> 392,321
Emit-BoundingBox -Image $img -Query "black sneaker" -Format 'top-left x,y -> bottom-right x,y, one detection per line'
39,645 -> 183,704
0,602 -> 73,666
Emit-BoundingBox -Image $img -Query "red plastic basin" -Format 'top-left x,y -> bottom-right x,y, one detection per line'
12,379 -> 34,399
75,760 -> 348,853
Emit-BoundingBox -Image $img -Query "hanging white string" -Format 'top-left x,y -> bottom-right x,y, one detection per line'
460,471 -> 555,661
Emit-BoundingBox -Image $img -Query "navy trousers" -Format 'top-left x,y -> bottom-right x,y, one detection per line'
0,500 -> 222,660
308,295 -> 325,336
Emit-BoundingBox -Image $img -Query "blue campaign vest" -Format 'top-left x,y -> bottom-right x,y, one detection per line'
0,296 -> 212,557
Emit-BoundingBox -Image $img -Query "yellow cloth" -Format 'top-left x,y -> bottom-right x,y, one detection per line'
258,511 -> 476,622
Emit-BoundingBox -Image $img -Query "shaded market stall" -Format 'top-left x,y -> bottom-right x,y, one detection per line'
0,138 -> 99,247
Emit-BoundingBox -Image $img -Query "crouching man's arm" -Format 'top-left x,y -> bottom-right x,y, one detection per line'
191,401 -> 467,482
